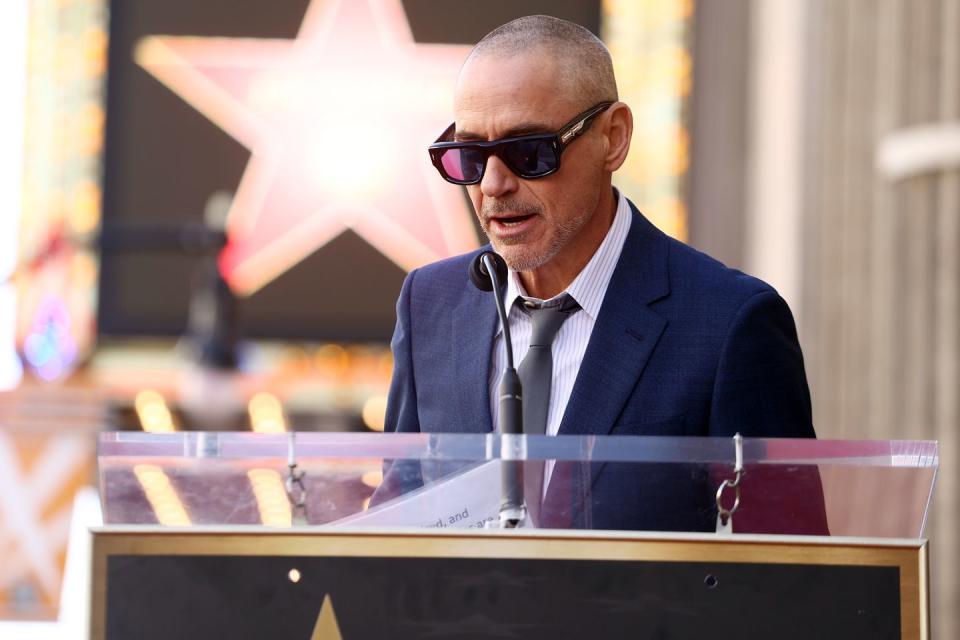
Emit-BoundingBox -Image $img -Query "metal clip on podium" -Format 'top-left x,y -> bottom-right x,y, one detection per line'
93,432 -> 938,639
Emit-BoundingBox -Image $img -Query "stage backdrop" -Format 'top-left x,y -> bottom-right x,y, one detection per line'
97,0 -> 601,342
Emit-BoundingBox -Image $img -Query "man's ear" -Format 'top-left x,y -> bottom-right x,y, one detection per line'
602,102 -> 633,172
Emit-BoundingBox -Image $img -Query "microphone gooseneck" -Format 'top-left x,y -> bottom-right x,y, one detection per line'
477,253 -> 514,370
468,251 -> 526,528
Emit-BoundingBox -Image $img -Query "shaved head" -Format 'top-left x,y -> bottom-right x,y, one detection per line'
449,15 -> 633,295
464,15 -> 618,106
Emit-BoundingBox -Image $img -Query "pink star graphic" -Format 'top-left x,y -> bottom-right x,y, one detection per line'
135,0 -> 478,294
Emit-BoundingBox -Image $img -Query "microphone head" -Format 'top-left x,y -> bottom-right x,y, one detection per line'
468,251 -> 508,292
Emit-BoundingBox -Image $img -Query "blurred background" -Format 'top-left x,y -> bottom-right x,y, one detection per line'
0,0 -> 957,635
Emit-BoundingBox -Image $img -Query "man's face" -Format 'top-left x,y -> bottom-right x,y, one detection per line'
453,52 -> 607,273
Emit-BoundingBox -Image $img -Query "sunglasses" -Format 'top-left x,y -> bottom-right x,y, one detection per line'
428,101 -> 614,185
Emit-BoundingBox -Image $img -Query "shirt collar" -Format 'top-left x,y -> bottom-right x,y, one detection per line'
499,189 -> 633,327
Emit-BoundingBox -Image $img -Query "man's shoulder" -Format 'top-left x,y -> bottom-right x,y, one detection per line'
623,212 -> 779,319
403,246 -> 489,309
414,246 -> 488,283
665,235 -> 775,303
622,201 -> 776,308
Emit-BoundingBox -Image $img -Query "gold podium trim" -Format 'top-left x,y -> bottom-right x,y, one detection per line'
91,527 -> 928,640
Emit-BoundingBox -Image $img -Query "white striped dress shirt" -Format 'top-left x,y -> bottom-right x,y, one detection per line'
489,190 -> 633,438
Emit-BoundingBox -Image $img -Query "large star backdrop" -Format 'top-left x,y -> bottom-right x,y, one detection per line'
98,0 -> 601,340
135,0 -> 478,295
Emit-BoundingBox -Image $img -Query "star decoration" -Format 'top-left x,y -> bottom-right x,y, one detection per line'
0,431 -> 93,607
310,594 -> 344,639
135,0 -> 478,294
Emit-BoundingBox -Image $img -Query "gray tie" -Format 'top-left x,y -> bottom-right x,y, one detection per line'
516,293 -> 580,524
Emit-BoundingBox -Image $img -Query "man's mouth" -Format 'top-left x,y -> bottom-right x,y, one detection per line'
491,213 -> 536,227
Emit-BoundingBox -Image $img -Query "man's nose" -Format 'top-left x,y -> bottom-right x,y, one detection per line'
480,155 -> 519,198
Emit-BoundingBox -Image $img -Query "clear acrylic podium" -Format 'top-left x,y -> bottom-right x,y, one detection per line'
93,432 -> 938,639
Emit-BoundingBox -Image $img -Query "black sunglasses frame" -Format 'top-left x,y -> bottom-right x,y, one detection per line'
428,101 -> 614,185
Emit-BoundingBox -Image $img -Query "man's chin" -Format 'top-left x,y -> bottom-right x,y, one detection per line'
494,245 -> 549,273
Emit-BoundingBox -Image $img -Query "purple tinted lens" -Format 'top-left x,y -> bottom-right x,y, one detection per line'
503,139 -> 557,177
440,148 -> 465,181
440,147 -> 485,183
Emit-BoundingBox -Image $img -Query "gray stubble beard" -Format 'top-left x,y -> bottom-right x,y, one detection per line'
484,207 -> 592,273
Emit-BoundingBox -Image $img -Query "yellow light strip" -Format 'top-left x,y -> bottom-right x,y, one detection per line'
18,0 -> 108,371
247,468 -> 292,527
133,464 -> 191,526
602,0 -> 692,241
134,390 -> 176,432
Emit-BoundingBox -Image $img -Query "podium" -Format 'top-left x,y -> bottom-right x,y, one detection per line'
93,433 -> 937,639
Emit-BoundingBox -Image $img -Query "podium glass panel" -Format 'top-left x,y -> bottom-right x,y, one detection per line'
98,432 -> 937,538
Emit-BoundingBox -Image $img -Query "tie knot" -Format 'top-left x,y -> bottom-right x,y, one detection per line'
521,292 -> 580,313
520,293 -> 581,347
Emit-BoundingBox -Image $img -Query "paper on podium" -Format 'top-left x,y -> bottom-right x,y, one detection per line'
332,460 -> 512,529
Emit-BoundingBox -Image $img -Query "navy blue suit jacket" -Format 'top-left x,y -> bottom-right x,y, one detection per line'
383,203 -> 820,531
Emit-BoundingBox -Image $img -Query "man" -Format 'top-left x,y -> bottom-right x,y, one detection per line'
383,16 -> 819,532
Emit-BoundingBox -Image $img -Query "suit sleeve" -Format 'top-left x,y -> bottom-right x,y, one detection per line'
371,269 -> 424,507
708,290 -> 829,534
384,268 -> 421,434
709,289 -> 815,439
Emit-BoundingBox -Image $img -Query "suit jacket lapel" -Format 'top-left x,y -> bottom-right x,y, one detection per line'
452,260 -> 498,433
544,207 -> 671,525
557,206 -> 671,437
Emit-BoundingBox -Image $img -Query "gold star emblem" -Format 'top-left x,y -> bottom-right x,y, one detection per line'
310,594 -> 343,640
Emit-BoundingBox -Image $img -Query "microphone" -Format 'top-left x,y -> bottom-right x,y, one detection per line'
468,252 -> 520,428
468,250 -> 507,291
468,251 -> 525,528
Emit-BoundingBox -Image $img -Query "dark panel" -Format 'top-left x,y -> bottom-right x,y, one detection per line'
238,231 -> 405,341
401,0 -> 601,41
99,0 -> 313,338
106,554 -> 901,639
